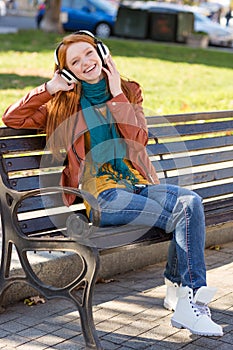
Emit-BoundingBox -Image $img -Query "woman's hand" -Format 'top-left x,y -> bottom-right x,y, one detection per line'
46,70 -> 76,95
102,55 -> 123,97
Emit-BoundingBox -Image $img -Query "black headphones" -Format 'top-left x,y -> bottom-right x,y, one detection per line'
54,30 -> 110,84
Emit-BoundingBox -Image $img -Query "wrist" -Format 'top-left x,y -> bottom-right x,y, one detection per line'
46,80 -> 57,95
112,90 -> 123,98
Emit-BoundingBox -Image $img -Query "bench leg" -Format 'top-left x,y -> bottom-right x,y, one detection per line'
0,240 -> 103,349
0,241 -> 22,298
68,247 -> 103,350
74,288 -> 103,350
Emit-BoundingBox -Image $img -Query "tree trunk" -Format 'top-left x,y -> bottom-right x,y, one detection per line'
41,0 -> 64,33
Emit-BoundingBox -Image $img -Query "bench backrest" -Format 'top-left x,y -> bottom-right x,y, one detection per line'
146,110 -> 233,225
0,110 -> 232,240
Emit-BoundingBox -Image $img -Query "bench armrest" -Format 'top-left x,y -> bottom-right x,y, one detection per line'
8,186 -> 100,243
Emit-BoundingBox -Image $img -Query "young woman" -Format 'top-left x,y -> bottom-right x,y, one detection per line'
2,31 -> 223,337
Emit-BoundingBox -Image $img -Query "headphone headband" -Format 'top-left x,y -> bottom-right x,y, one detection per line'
74,30 -> 96,39
54,30 -> 109,84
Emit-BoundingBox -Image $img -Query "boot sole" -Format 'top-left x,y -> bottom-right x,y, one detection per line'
171,319 -> 223,337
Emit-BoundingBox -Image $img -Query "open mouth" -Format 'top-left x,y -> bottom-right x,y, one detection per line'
84,64 -> 96,73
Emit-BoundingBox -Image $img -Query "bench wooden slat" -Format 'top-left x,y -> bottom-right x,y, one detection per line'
18,213 -> 70,235
146,110 -> 233,124
18,194 -> 64,213
204,197 -> 233,212
0,127 -> 38,137
152,151 -> 233,178
205,206 -> 233,225
91,225 -> 171,250
9,173 -> 61,191
152,150 -> 233,173
195,182 -> 233,199
2,154 -> 62,172
3,154 -> 42,172
160,167 -> 233,188
149,120 -> 233,138
204,198 -> 233,225
205,211 -> 233,226
0,136 -> 46,153
147,135 -> 233,155
17,194 -> 83,213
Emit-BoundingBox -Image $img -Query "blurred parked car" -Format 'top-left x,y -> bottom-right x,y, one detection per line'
193,10 -> 233,46
0,0 -> 6,16
141,2 -> 233,47
36,0 -> 118,38
61,0 -> 118,37
199,2 -> 223,22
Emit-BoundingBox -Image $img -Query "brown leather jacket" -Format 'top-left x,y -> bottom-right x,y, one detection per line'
2,81 -> 159,205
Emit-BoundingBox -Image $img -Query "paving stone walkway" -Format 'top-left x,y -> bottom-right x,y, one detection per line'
0,240 -> 232,349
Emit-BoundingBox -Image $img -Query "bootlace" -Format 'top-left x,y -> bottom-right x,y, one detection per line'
192,302 -> 211,317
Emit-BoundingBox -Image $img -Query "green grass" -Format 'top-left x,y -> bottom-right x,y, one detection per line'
1,29 -> 233,120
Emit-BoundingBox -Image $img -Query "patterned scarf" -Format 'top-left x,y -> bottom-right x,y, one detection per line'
80,78 -> 138,185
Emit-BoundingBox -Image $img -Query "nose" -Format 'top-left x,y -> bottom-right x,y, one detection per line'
82,56 -> 90,68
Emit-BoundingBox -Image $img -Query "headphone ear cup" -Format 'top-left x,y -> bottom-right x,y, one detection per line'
60,68 -> 79,84
96,42 -> 109,65
54,46 -> 79,84
54,46 -> 60,66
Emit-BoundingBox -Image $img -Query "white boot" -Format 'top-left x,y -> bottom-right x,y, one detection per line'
171,286 -> 223,336
163,278 -> 179,311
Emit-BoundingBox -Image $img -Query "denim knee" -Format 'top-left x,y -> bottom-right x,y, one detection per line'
165,189 -> 203,233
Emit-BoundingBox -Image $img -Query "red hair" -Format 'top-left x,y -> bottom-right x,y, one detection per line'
46,32 -> 140,159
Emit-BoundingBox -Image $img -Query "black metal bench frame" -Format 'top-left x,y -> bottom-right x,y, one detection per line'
0,110 -> 232,349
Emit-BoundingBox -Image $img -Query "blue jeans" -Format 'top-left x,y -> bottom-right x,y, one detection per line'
96,184 -> 207,290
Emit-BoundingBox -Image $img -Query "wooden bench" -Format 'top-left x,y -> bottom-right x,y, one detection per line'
0,109 -> 232,349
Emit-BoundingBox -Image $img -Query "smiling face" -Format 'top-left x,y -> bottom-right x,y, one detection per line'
66,41 -> 103,84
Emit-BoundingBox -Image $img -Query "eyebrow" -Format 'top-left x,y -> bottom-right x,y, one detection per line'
69,46 -> 94,65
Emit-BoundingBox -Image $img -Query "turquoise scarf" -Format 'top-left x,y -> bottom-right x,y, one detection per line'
80,78 -> 138,184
